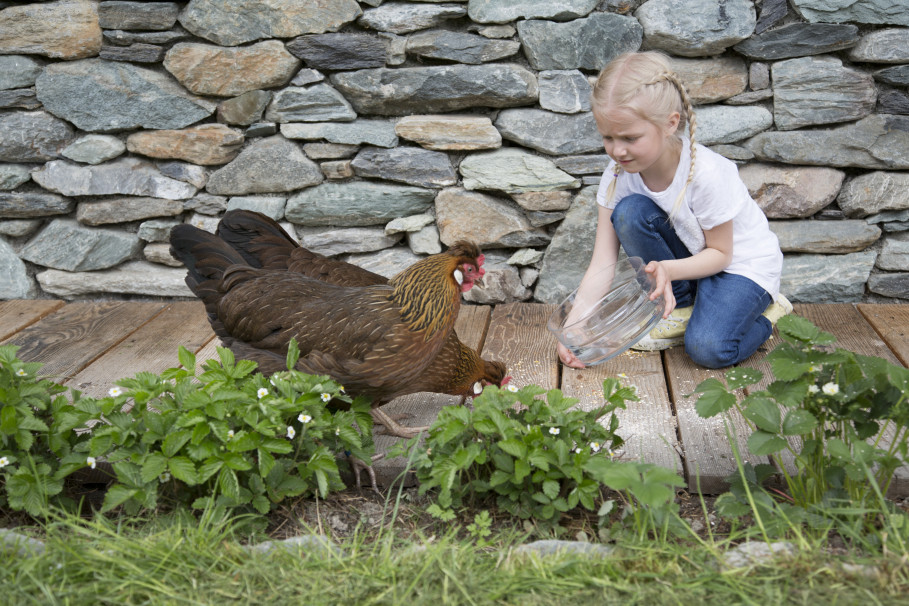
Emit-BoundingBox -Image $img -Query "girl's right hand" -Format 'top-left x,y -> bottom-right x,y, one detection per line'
557,342 -> 586,369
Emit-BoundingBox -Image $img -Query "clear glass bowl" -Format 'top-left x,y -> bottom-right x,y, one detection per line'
547,256 -> 664,366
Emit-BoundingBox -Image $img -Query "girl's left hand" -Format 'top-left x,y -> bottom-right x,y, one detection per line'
644,261 -> 676,318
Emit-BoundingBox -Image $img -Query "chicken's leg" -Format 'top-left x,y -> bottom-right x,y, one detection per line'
347,452 -> 384,493
370,407 -> 429,438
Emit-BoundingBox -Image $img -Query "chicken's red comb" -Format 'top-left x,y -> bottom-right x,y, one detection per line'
500,375 -> 511,386
477,254 -> 485,267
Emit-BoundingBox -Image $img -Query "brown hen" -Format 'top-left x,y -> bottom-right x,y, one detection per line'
214,210 -> 510,411
169,216 -> 492,440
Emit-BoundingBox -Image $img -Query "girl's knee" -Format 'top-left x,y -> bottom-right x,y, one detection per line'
611,195 -> 656,236
684,334 -> 737,369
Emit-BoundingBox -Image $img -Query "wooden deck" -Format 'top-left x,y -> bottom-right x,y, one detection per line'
2,299 -> 907,495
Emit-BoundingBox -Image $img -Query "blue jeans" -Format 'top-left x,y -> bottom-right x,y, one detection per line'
611,194 -> 772,368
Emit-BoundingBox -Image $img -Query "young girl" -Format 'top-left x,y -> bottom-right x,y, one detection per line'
557,51 -> 791,370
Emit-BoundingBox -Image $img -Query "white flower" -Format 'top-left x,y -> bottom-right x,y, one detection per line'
822,382 -> 840,396
590,442 -> 602,453
320,393 -> 331,402
227,430 -> 234,440
549,427 -> 560,436
298,413 -> 312,424
809,365 -> 821,373
159,472 -> 171,483
808,385 -> 820,394
87,457 -> 97,469
16,368 -> 26,377
335,427 -> 341,436
618,373 -> 627,379
574,447 -> 582,454
286,426 -> 296,439
507,384 -> 518,393
0,456 -> 10,468
257,388 -> 269,399
109,387 -> 122,397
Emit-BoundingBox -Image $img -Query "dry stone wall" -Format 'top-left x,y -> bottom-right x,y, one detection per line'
1,0 -> 908,304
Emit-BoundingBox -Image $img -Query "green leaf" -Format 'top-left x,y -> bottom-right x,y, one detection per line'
742,396 -> 781,433
725,367 -> 762,391
497,438 -> 527,459
514,458 -> 530,483
827,438 -> 851,460
747,430 -> 787,455
101,485 -> 138,513
161,430 -> 192,458
140,453 -> 169,484
0,404 -> 16,434
168,456 -> 198,485
781,409 -> 818,436
693,378 -> 736,417
177,346 -> 196,374
286,338 -> 300,371
219,468 -> 240,501
542,480 -> 559,500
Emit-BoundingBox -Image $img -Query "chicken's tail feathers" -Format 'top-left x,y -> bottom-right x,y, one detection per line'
216,210 -> 298,269
169,224 -> 249,291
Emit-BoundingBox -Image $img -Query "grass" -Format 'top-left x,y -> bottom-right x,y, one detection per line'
3,495 -> 908,606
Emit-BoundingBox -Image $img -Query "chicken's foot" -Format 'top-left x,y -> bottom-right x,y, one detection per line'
371,408 -> 429,439
348,452 -> 384,493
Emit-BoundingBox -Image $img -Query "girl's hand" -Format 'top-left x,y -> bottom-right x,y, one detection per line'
644,261 -> 677,318
557,342 -> 586,369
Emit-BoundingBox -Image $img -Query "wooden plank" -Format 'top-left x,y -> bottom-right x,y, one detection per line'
482,302 -> 559,390
561,348 -> 682,472
0,299 -> 65,342
793,304 -> 909,498
65,301 -> 215,398
372,304 -> 493,487
2,301 -> 166,382
857,304 -> 909,368
666,346 -> 769,494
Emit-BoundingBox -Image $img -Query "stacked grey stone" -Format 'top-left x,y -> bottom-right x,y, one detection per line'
0,0 -> 907,303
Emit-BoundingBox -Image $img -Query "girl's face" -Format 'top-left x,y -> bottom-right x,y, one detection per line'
593,107 -> 680,177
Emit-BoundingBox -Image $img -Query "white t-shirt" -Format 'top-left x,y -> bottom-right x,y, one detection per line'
596,139 -> 783,300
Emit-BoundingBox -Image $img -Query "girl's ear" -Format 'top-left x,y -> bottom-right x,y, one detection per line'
665,111 -> 681,136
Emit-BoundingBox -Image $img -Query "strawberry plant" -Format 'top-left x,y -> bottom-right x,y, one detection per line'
694,314 -> 909,513
393,379 -> 683,529
0,345 -> 91,516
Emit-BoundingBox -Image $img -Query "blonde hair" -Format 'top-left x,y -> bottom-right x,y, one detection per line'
591,51 -> 697,220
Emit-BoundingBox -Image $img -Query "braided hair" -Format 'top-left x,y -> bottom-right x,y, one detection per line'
591,51 -> 697,222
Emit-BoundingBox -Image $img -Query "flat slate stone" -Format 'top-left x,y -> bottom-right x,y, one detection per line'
745,114 -> 909,170
0,110 -> 74,162
281,120 -> 398,147
36,59 -> 215,132
206,136 -> 323,196
772,56 -> 876,131
330,65 -> 538,115
32,158 -> 198,200
76,198 -> 184,226
19,218 -> 141,271
460,148 -> 581,193
178,0 -> 363,47
635,0 -> 755,57
350,146 -> 457,188
494,109 -> 602,155
285,181 -> 435,227
265,84 -> 356,123
517,13 -> 642,70
780,251 -> 877,303
286,33 -> 387,69
790,0 -> 909,26
770,219 -> 881,253
733,23 -> 860,60
0,55 -> 44,90
36,261 -> 194,298
406,30 -> 520,64
0,192 -> 73,219
357,3 -> 466,35
468,0 -> 599,24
